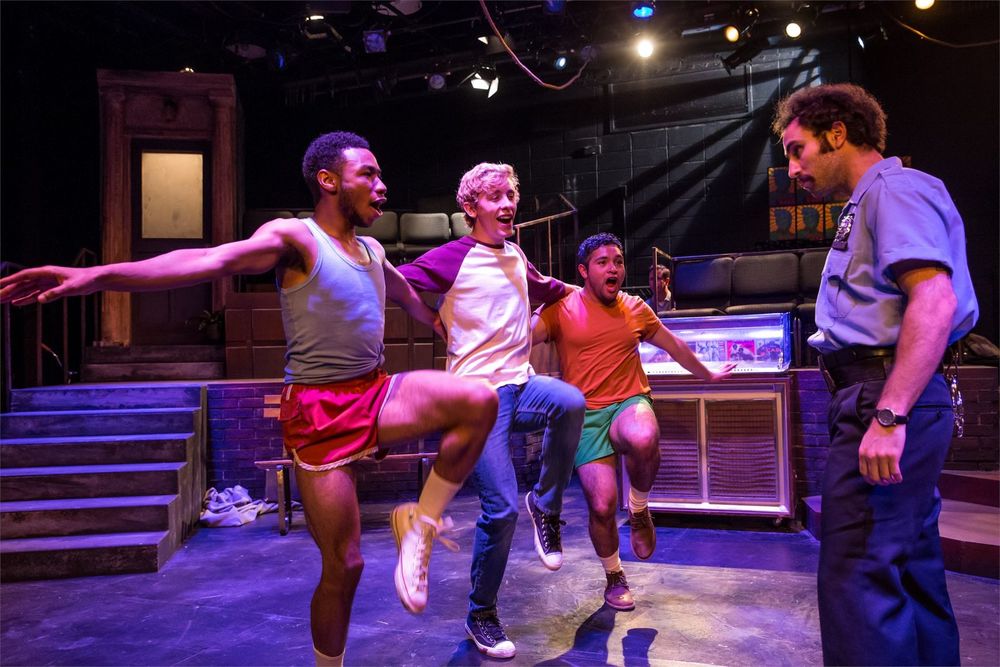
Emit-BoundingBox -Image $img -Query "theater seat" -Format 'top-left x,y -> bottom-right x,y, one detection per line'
400,212 -> 450,261
450,212 -> 471,239
664,256 -> 733,318
725,253 -> 800,316
358,211 -> 402,263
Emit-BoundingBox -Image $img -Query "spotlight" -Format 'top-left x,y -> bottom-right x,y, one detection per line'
466,64 -> 499,98
720,36 -> 765,74
915,0 -> 934,8
179,67 -> 195,74
543,0 -> 566,14
363,30 -> 388,53
785,21 -> 802,39
477,35 -> 489,45
723,25 -> 741,43
427,72 -> 447,91
553,54 -> 568,70
307,14 -> 324,21
632,1 -> 655,20
636,37 -> 654,58
856,25 -> 888,50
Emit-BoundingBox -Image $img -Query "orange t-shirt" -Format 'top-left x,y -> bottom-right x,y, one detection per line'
539,289 -> 662,409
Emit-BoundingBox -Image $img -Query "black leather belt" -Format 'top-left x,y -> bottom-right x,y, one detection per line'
819,345 -> 945,393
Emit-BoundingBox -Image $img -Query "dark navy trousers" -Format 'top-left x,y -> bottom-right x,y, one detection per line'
819,374 -> 960,666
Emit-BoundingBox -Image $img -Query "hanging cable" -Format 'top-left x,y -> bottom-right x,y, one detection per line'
478,0 -> 591,91
882,8 -> 999,48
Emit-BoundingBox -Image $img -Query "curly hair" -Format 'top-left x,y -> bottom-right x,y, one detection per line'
576,232 -> 623,267
456,163 -> 520,227
301,131 -> 370,202
771,83 -> 887,153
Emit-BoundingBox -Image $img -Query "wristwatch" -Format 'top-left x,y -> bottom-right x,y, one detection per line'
875,407 -> 909,427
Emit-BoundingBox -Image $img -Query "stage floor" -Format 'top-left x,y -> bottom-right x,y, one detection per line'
2,481 -> 998,666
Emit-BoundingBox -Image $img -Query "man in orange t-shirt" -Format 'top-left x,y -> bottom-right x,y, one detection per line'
532,233 -> 733,610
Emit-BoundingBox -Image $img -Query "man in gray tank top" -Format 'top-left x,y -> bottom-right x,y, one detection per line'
0,132 -> 498,667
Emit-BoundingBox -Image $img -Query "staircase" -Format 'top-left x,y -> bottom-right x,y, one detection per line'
82,346 -> 224,382
0,383 -> 206,581
803,470 -> 1000,579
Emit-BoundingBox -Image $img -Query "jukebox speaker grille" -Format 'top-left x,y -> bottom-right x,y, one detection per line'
652,399 -> 700,498
705,399 -> 779,501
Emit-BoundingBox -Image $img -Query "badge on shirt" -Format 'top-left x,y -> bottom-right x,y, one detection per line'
831,211 -> 855,251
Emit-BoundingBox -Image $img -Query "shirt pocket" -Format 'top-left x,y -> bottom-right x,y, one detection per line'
823,250 -> 856,320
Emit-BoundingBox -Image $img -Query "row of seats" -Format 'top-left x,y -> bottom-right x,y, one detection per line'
665,248 -> 828,319
242,209 -> 468,263
664,249 -> 830,366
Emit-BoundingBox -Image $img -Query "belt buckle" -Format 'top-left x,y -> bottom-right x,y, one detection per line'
818,355 -> 837,393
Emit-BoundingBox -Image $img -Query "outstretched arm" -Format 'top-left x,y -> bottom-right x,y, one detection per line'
647,324 -> 735,381
0,220 -> 295,306
383,259 -> 446,339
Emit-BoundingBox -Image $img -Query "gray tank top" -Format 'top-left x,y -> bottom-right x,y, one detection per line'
279,218 -> 385,383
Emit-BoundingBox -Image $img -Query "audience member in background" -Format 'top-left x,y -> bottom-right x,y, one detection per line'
645,263 -> 672,313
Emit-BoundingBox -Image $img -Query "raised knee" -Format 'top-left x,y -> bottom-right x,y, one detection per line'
467,384 -> 499,422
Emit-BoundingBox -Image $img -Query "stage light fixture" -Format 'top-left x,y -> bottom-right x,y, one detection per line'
553,53 -> 568,70
543,0 -> 566,15
632,1 -> 655,20
636,37 -> 654,58
363,30 -> 388,53
915,0 -> 934,9
307,14 -> 324,21
477,35 -> 489,45
785,21 -> 802,39
466,64 -> 499,98
856,25 -> 888,50
723,25 -> 741,43
427,72 -> 447,91
720,36 -> 765,74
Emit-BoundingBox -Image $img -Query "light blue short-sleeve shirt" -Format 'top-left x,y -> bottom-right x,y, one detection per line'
809,157 -> 978,354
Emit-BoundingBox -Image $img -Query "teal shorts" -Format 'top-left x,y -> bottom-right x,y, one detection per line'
574,394 -> 652,468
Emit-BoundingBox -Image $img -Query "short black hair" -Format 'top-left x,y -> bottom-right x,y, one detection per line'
301,131 -> 370,202
576,232 -> 623,266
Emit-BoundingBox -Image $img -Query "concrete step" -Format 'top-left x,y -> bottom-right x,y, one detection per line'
10,383 -> 203,411
84,345 -> 224,363
0,433 -> 193,467
939,499 -> 1000,579
0,407 -> 200,438
1,495 -> 179,538
0,531 -> 174,581
0,462 -> 186,501
939,470 -> 999,508
801,495 -> 999,579
82,362 -> 224,382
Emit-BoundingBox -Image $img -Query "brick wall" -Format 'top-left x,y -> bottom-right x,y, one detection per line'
206,367 -> 997,504
205,380 -> 543,501
789,366 -> 999,504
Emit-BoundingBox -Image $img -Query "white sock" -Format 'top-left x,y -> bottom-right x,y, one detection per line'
314,646 -> 344,667
416,468 -> 462,521
628,487 -> 649,513
598,550 -> 623,573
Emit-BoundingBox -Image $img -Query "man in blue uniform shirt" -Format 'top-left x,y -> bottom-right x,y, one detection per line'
772,83 -> 978,665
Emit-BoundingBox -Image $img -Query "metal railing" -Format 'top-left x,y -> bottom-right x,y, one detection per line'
1,249 -> 99,406
514,194 -> 578,284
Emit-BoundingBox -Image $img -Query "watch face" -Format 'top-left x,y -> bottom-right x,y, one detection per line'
876,408 -> 895,427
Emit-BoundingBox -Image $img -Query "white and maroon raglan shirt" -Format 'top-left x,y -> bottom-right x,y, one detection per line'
398,236 -> 567,388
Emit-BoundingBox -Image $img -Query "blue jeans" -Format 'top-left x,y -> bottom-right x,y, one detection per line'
468,375 -> 585,614
819,375 -> 959,666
